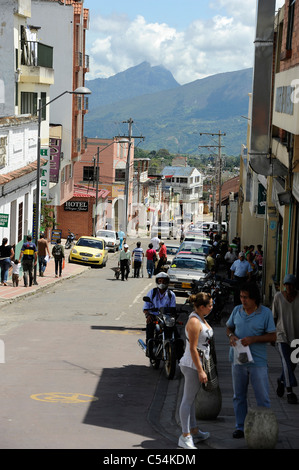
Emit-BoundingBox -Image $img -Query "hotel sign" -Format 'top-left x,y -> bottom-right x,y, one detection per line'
64,201 -> 88,211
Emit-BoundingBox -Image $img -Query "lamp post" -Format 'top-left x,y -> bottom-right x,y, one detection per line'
34,86 -> 91,283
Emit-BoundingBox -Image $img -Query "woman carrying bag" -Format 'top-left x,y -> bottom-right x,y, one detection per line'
178,292 -> 214,449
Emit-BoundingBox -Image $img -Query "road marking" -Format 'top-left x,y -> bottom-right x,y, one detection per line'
30,393 -> 98,403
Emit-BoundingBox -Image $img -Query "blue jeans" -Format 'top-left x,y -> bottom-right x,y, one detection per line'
232,364 -> 270,431
147,260 -> 154,278
38,256 -> 47,275
0,258 -> 11,283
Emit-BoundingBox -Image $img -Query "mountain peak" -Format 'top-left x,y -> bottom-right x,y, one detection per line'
86,62 -> 180,108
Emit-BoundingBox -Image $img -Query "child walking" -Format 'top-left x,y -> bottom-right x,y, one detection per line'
10,259 -> 20,287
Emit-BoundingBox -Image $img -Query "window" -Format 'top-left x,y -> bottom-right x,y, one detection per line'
83,166 -> 94,182
21,92 -> 37,116
18,202 -> 23,243
286,0 -> 296,50
115,169 -> 126,181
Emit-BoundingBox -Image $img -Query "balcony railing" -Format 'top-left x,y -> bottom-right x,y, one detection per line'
20,41 -> 53,68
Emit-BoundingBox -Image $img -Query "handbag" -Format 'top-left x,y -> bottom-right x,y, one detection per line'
198,348 -> 219,392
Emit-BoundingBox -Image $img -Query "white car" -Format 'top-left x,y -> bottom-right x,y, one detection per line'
96,229 -> 120,252
151,221 -> 177,239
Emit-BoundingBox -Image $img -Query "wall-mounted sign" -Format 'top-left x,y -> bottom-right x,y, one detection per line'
64,201 -> 88,212
49,138 -> 61,183
40,147 -> 50,200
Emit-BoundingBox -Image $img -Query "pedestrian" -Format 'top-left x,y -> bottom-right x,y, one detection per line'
37,232 -> 51,277
145,243 -> 157,278
156,241 -> 167,274
132,241 -> 144,278
224,246 -> 237,278
226,282 -> 276,438
135,217 -> 139,236
10,259 -> 20,287
118,227 -> 125,250
272,274 -> 299,404
178,291 -> 213,449
180,223 -> 185,243
118,243 -> 131,281
206,248 -> 216,273
0,238 -> 14,286
255,245 -> 263,271
51,238 -> 65,278
146,219 -> 150,235
230,252 -> 253,305
246,252 -> 259,282
151,235 -> 160,252
19,235 -> 37,287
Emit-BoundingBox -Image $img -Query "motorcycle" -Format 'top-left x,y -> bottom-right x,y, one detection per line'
190,273 -> 235,324
65,229 -> 76,249
138,297 -> 185,380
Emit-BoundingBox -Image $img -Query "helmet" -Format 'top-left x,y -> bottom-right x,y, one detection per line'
155,271 -> 170,289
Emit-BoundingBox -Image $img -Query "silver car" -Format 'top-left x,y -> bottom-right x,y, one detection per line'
168,254 -> 206,293
96,229 -> 120,252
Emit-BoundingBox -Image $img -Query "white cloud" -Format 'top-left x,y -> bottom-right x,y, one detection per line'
86,2 -> 262,84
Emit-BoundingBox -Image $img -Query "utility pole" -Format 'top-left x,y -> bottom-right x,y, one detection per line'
198,131 -> 226,226
118,118 -> 144,234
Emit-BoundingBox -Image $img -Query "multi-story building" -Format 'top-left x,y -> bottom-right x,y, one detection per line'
0,0 -> 54,253
72,137 -> 134,234
30,0 -> 90,216
243,0 -> 299,302
161,165 -> 203,222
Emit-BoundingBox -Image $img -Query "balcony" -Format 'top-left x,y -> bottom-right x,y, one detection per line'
19,41 -> 54,85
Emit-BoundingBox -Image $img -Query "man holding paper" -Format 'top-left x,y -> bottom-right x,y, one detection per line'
226,283 -> 276,439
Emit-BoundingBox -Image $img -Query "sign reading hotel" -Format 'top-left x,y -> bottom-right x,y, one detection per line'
64,201 -> 88,212
40,147 -> 50,200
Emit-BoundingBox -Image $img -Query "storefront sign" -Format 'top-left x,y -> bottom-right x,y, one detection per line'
40,147 -> 50,200
64,201 -> 88,211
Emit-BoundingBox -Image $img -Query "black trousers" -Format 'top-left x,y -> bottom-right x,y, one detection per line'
134,260 -> 142,277
120,259 -> 130,280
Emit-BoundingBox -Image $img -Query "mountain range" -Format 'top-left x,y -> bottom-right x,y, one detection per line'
85,62 -> 253,156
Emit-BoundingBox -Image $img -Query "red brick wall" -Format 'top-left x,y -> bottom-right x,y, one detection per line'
56,196 -> 95,239
280,1 -> 299,72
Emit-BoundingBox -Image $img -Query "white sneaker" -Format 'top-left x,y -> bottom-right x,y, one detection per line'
192,429 -> 210,443
178,434 -> 197,449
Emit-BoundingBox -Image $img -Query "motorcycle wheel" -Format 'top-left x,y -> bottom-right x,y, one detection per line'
65,242 -> 70,249
164,341 -> 176,380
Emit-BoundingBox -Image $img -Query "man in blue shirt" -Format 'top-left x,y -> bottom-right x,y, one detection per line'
226,282 -> 276,439
132,241 -> 144,278
230,252 -> 252,305
143,272 -> 176,356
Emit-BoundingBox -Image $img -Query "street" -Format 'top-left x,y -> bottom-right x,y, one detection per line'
0,238 -> 185,450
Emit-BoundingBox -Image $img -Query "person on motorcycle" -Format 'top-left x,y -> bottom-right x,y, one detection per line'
143,272 -> 176,356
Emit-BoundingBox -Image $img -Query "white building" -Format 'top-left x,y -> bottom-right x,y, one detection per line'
161,166 -> 204,221
0,0 -> 54,252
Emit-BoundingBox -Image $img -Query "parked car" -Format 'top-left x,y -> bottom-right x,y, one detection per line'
69,236 -> 108,268
151,221 -> 177,239
184,231 -> 212,245
177,240 -> 209,257
96,229 -> 120,252
168,254 -> 206,294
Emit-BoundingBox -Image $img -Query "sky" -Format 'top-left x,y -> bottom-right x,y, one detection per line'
84,0 -> 285,85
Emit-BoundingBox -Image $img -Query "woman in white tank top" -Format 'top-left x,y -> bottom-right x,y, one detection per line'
178,292 -> 214,450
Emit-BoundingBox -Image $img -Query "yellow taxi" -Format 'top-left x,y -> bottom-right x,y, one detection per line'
69,236 -> 108,268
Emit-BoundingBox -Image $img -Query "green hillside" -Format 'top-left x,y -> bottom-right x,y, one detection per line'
85,66 -> 253,156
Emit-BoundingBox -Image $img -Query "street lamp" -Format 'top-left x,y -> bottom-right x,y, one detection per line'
34,86 -> 91,282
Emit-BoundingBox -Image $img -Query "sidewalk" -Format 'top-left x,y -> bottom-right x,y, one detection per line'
0,254 -> 89,305
157,325 -> 299,449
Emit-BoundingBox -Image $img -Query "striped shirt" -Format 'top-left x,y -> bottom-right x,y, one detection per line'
132,247 -> 144,262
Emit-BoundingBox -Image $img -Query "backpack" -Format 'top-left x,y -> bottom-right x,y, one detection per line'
52,244 -> 63,257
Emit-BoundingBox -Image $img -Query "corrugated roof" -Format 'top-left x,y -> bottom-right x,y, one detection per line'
161,166 -> 199,177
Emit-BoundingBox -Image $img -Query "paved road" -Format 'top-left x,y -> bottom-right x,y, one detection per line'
0,239 -> 186,450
